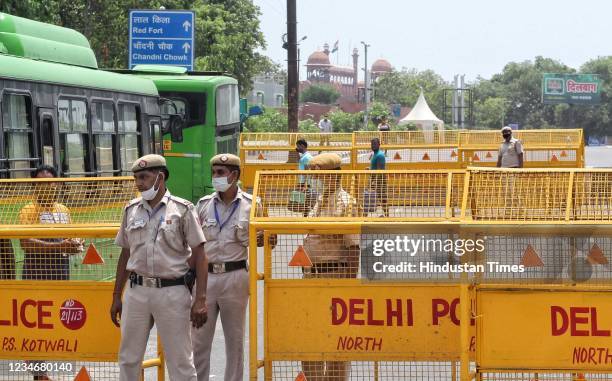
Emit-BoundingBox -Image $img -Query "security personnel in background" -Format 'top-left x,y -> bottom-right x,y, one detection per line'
110,154 -> 208,381
192,153 -> 271,381
497,126 -> 524,168
302,152 -> 360,381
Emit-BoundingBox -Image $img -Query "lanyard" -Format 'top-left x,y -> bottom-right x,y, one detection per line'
214,199 -> 240,231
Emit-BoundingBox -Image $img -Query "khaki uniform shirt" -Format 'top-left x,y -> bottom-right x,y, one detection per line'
309,187 -> 360,248
196,188 -> 263,264
499,137 -> 524,168
115,191 -> 205,279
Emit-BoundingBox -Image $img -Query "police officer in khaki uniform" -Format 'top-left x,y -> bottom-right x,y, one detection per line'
192,153 -> 269,381
110,154 -> 208,381
302,153 -> 360,381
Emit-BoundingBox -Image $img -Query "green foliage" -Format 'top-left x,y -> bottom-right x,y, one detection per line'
472,56 -> 575,130
298,119 -> 319,133
372,69 -> 447,117
300,84 -> 341,104
192,0 -> 267,93
368,101 -> 393,125
2,0 -> 267,93
473,97 -> 508,130
328,110 -> 363,133
243,108 -> 287,132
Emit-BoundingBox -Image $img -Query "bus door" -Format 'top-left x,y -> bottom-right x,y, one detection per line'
148,116 -> 162,154
38,108 -> 58,168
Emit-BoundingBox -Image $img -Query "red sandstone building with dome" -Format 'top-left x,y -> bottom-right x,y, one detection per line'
303,42 -> 393,103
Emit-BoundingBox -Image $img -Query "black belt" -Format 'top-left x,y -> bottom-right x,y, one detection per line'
208,260 -> 247,274
129,272 -> 187,288
304,262 -> 349,274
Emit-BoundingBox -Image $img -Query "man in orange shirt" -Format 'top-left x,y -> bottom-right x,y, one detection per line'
19,165 -> 82,282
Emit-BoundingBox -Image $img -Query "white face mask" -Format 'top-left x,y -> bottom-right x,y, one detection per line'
141,173 -> 161,201
212,176 -> 233,193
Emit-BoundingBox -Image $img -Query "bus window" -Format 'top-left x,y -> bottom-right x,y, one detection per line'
118,103 -> 141,175
216,85 -> 240,126
40,116 -> 54,166
91,102 -> 116,175
58,99 -> 89,176
2,93 -> 34,178
149,118 -> 162,154
215,84 -> 240,155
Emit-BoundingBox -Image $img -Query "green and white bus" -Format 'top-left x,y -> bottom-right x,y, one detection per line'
0,13 -> 163,178
114,65 -> 241,201
0,13 -> 242,202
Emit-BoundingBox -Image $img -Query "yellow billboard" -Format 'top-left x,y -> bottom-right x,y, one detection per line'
477,288 -> 612,370
266,281 -> 474,361
0,281 -> 119,361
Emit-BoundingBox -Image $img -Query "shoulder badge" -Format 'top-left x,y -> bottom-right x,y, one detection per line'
125,198 -> 141,209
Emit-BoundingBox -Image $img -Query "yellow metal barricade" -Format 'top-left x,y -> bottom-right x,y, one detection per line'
249,169 -> 611,380
0,177 -> 165,380
240,132 -> 354,190
353,130 -> 463,170
459,129 -> 585,168
239,129 -> 586,189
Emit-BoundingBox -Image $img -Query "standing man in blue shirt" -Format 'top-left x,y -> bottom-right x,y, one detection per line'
370,138 -> 389,216
296,139 -> 314,216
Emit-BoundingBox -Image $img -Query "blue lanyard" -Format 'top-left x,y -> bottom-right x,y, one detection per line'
214,199 -> 240,231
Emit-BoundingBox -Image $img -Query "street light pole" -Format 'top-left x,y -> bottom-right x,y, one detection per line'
297,35 -> 307,103
286,0 -> 298,132
361,41 -> 370,129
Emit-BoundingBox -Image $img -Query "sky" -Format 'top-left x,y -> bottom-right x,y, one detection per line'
252,0 -> 612,83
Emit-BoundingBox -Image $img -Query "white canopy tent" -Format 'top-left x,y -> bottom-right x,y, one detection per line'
399,89 -> 444,129
398,90 -> 444,143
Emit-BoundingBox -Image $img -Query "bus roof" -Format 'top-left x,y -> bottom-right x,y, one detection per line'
0,54 -> 159,96
0,13 -> 97,68
108,65 -> 238,93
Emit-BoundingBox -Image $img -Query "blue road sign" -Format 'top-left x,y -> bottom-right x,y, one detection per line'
129,9 -> 195,70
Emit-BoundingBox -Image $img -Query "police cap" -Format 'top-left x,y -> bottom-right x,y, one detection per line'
210,153 -> 241,167
132,154 -> 167,173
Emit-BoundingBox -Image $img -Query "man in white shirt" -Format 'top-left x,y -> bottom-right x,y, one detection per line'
318,114 -> 333,146
497,126 -> 524,168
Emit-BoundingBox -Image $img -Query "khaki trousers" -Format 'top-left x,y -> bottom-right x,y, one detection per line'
192,269 -> 249,381
119,283 -> 196,381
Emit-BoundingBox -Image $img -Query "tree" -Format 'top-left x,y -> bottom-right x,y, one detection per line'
577,56 -> 612,137
472,56 -> 575,129
2,0 -> 266,92
300,84 -> 341,104
192,0 -> 267,93
473,97 -> 508,130
328,111 -> 363,133
244,108 -> 287,132
372,69 -> 448,118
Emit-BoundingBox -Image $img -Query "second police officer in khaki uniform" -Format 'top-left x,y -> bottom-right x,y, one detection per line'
110,154 -> 208,381
192,153 -> 271,381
